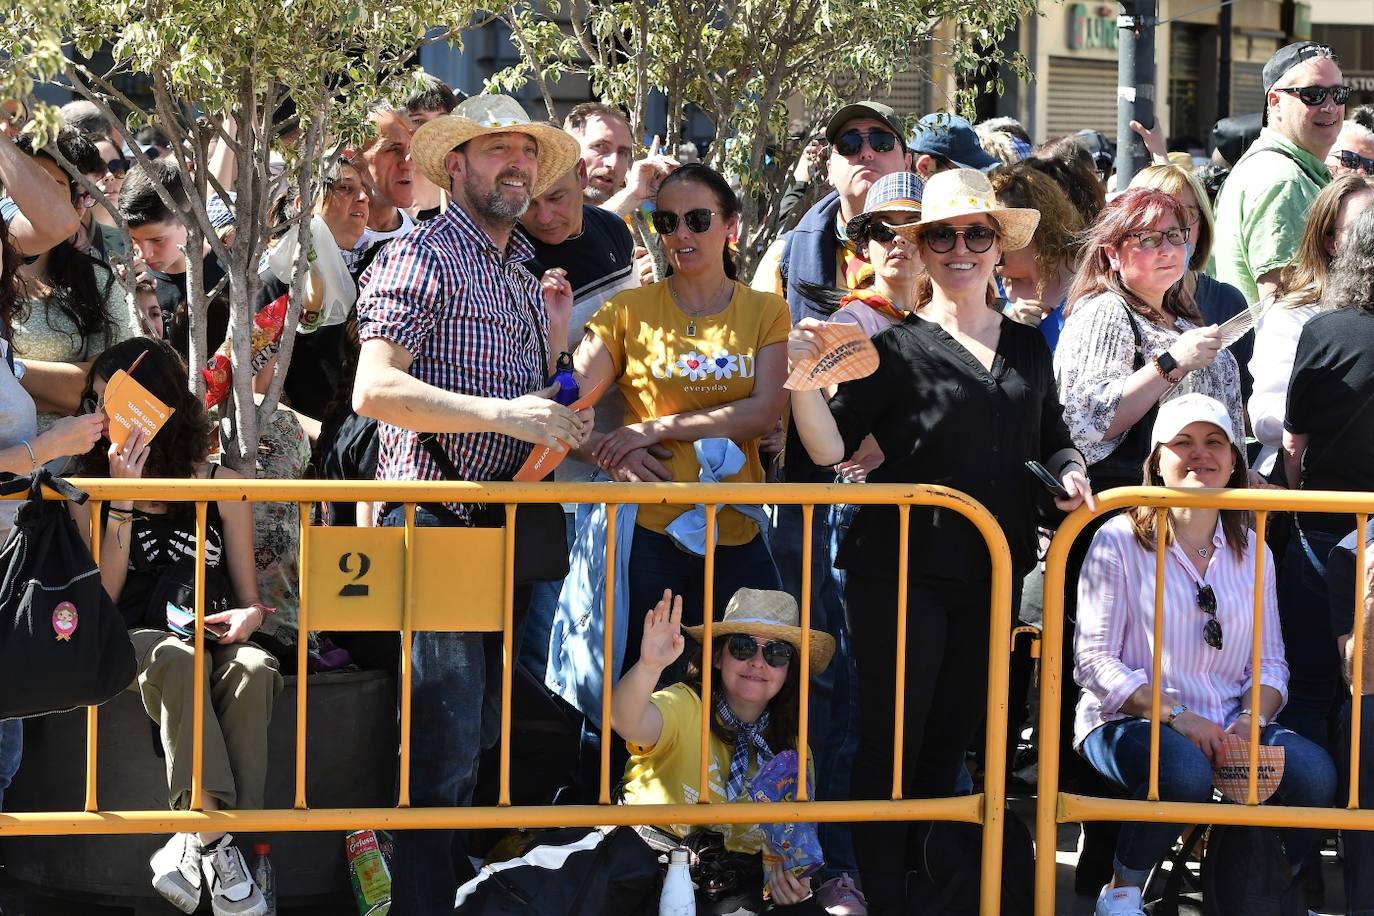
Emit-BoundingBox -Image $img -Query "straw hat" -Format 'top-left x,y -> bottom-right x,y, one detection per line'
683,588 -> 835,673
410,94 -> 582,198
891,168 -> 1040,251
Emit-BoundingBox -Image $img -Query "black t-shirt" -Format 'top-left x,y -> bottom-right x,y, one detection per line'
826,316 -> 1074,582
1326,522 -> 1370,645
108,500 -> 226,630
522,205 -> 637,349
162,254 -> 230,358
1285,308 -> 1374,537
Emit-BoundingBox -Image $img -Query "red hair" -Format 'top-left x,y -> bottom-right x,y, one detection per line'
1065,186 -> 1203,325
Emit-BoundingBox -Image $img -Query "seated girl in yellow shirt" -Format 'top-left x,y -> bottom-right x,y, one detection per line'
611,586 -> 834,913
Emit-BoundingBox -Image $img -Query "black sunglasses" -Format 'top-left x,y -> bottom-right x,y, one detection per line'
106,157 -> 130,176
860,221 -> 899,244
725,633 -> 795,668
651,208 -> 717,235
921,224 -> 997,253
1196,583 -> 1222,650
1335,149 -> 1374,176
1273,84 -> 1350,107
833,128 -> 899,157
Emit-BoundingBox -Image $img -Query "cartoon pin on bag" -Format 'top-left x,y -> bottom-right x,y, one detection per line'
0,469 -> 136,718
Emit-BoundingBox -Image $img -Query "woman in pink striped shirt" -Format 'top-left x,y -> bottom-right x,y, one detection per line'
1073,393 -> 1336,916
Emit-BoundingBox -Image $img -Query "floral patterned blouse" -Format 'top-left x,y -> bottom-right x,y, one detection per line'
1054,291 -> 1244,466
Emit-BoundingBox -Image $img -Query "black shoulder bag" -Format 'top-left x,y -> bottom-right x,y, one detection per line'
0,469 -> 136,718
418,435 -> 570,584
1085,302 -> 1161,492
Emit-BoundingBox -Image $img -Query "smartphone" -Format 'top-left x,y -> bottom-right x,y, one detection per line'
1025,460 -> 1070,499
166,602 -> 225,643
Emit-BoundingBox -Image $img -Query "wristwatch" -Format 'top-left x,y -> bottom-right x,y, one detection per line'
1164,703 -> 1187,727
1238,709 -> 1270,728
1153,351 -> 1183,383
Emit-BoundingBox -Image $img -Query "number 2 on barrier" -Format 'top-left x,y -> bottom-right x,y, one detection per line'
307,528 -> 404,630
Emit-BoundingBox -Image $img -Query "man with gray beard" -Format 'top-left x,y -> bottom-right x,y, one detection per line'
353,94 -> 589,916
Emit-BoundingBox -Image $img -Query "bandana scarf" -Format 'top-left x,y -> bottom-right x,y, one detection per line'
840,287 -> 908,323
841,237 -> 875,290
715,694 -> 774,801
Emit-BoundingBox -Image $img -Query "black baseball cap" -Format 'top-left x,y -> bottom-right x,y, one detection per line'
825,101 -> 905,148
1263,41 -> 1337,98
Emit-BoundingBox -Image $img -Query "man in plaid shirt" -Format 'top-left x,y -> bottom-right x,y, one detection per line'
353,95 -> 588,914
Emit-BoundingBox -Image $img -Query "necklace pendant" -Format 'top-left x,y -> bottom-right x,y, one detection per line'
1197,546 -> 1209,558
686,320 -> 696,337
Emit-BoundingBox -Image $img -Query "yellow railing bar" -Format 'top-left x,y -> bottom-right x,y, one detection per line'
599,503 -> 617,806
1036,486 -> 1374,916
797,504 -> 813,802
295,501 -> 310,810
698,505 -> 717,806
1247,511 -> 1268,805
1354,514 -> 1369,810
398,503 -> 416,808
976,503 -> 1014,914
1149,508 -> 1166,803
191,501 -> 207,812
891,504 -> 910,801
85,499 -> 102,813
499,504 -> 516,807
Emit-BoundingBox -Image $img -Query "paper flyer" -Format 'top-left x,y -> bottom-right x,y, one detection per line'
1211,733 -> 1285,803
103,367 -> 175,450
513,377 -> 609,482
784,321 -> 879,391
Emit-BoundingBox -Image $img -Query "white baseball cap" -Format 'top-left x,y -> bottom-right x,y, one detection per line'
1150,393 -> 1237,448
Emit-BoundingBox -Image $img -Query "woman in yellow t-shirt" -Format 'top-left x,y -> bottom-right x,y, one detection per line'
613,586 -> 834,913
576,163 -> 790,672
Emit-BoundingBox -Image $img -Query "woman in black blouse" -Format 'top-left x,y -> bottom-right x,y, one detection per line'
788,169 -> 1093,914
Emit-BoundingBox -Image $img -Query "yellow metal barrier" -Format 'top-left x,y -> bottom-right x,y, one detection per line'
1036,486 -> 1374,916
2,479 -> 1015,915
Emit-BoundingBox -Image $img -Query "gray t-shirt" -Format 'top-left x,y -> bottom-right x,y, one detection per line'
0,337 -> 37,540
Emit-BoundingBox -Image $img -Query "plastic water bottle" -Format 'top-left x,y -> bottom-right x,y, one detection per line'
550,351 -> 580,406
251,842 -> 277,915
659,846 -> 695,915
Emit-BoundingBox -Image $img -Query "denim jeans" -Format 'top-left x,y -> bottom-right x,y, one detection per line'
768,501 -> 861,876
1080,717 -> 1337,887
382,505 -> 517,916
1277,525 -> 1344,752
0,718 -> 20,810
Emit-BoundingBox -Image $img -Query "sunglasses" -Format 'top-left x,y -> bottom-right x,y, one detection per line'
1125,226 -> 1191,250
1273,84 -> 1350,107
651,208 -> 718,235
106,158 -> 130,176
921,224 -> 997,253
725,633 -> 796,668
1334,149 -> 1374,176
861,221 -> 900,244
1196,583 -> 1223,651
833,128 -> 899,158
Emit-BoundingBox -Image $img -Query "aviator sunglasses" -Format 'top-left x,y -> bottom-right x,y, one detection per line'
725,633 -> 796,668
651,208 -> 718,235
833,128 -> 899,157
1196,583 -> 1223,651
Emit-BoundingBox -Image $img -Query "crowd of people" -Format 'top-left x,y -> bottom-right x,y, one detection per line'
5,35 -> 1374,916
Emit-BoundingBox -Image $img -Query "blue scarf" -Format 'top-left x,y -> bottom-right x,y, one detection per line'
715,694 -> 774,801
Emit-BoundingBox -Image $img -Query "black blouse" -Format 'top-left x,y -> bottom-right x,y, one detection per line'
827,314 -> 1074,582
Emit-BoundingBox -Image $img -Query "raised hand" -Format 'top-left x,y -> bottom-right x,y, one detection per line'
639,589 -> 685,672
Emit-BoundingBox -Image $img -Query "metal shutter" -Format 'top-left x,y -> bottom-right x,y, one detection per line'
1046,57 -> 1118,137
1232,61 -> 1265,115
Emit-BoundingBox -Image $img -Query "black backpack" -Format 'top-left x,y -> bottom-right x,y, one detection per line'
906,808 -> 1035,915
0,470 -> 136,718
1200,825 -> 1309,916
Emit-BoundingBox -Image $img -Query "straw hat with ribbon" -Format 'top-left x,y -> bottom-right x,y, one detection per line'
410,94 -> 582,198
684,588 -> 835,673
891,168 -> 1040,251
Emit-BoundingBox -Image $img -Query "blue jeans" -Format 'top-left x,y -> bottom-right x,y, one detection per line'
0,718 -> 20,810
1277,525 -> 1344,752
519,511 -> 577,683
382,505 -> 513,916
768,502 -> 861,876
1080,717 -> 1337,886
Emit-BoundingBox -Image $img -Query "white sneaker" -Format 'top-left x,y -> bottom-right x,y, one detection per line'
200,835 -> 268,916
150,832 -> 203,914
1094,883 -> 1145,915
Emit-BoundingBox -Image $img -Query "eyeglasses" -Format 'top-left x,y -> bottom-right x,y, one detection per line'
725,633 -> 796,668
1125,226 -> 1191,250
1333,149 -> 1374,176
651,208 -> 718,235
105,158 -> 129,177
833,128 -> 899,157
920,224 -> 997,253
1273,84 -> 1350,107
1196,583 -> 1223,650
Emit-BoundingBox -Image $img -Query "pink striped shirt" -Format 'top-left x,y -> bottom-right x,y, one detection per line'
1072,514 -> 1288,749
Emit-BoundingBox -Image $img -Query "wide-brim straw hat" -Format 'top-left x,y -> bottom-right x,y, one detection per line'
410,94 -> 582,198
890,168 -> 1040,251
683,588 -> 835,673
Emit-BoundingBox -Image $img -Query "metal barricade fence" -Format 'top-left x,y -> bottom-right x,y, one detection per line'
1036,486 -> 1374,916
2,479 -> 1015,915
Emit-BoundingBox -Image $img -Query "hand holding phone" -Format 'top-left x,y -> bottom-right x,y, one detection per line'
1025,460 -> 1070,499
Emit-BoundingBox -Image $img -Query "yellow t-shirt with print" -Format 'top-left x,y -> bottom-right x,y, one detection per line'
621,683 -> 768,853
586,281 -> 790,545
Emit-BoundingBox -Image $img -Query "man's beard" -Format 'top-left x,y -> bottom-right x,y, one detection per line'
583,168 -> 617,204
466,168 -> 532,223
